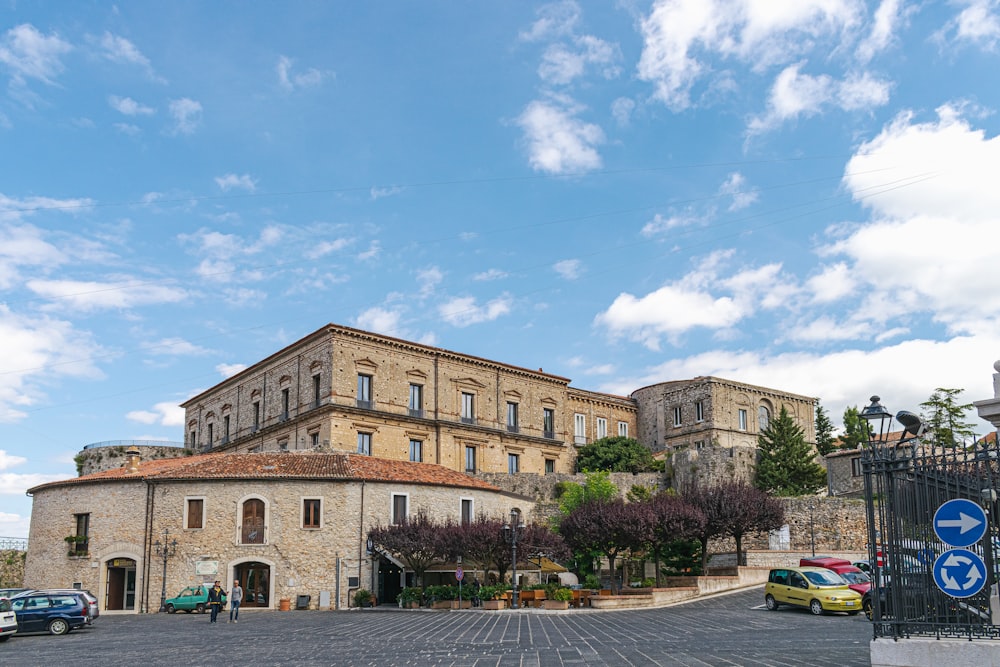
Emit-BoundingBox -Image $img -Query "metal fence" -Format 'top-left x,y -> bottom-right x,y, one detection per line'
863,432 -> 1000,640
0,536 -> 27,551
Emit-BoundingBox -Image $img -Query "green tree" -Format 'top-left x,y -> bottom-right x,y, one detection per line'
840,405 -> 872,450
920,387 -> 977,448
754,406 -> 826,496
814,403 -> 837,456
575,436 -> 664,473
555,471 -> 619,518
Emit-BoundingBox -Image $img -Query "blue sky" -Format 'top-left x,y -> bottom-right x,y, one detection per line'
3,1 -> 1000,537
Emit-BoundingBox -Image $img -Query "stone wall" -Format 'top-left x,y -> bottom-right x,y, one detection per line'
75,444 -> 192,476
0,549 -> 25,587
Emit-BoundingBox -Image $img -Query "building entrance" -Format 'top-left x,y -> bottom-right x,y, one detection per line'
377,557 -> 403,607
235,562 -> 270,607
105,558 -> 137,610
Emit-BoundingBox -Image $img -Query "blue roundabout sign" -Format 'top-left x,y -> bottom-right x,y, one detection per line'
933,549 -> 987,598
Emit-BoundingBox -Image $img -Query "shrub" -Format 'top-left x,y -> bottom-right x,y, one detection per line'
551,587 -> 573,602
353,589 -> 373,608
396,587 -> 422,606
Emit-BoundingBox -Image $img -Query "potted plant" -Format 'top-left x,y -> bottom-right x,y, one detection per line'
353,589 -> 374,608
480,585 -> 506,610
424,585 -> 456,609
64,535 -> 86,557
396,587 -> 422,609
543,587 -> 573,610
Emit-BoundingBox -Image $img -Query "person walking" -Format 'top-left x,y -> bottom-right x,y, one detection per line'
207,580 -> 226,624
229,579 -> 243,623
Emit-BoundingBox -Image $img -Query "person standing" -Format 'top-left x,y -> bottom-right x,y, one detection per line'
229,579 -> 243,623
207,580 -> 226,624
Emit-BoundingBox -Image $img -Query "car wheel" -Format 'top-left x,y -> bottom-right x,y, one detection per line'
809,599 -> 824,616
196,603 -> 206,614
165,604 -> 175,614
764,594 -> 779,611
48,618 -> 70,635
863,596 -> 873,620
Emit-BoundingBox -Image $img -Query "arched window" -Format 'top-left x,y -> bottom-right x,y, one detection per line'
241,499 -> 266,544
758,406 -> 770,431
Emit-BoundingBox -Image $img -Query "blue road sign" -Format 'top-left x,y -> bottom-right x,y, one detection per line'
933,549 -> 987,598
933,498 -> 987,548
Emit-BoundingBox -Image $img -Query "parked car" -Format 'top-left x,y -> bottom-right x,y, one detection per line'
0,588 -> 29,600
799,557 -> 872,596
764,566 -> 862,615
8,591 -> 89,635
14,589 -> 99,624
164,584 -> 226,614
0,598 -> 17,642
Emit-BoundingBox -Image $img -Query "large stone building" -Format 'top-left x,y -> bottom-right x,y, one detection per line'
26,449 -> 528,613
180,323 -> 639,477
26,323 -> 821,614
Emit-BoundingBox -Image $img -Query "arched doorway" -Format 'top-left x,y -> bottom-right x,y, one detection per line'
235,561 -> 271,607
105,557 -> 137,610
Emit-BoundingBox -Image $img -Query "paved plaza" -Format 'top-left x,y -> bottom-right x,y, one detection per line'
10,588 -> 872,666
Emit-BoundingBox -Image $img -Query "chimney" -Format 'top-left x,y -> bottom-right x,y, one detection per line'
125,446 -> 141,473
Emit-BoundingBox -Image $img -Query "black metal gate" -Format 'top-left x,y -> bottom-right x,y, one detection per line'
862,405 -> 1000,640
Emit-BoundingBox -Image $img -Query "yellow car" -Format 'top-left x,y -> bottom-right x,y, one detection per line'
765,566 -> 862,615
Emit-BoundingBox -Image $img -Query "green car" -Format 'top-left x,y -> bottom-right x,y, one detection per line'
164,584 -> 227,614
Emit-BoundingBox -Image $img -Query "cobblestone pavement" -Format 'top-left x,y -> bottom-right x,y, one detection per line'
9,587 -> 872,666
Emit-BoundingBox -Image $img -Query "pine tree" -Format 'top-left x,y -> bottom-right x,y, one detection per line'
814,403 -> 837,456
755,406 -> 826,496
920,387 -> 977,448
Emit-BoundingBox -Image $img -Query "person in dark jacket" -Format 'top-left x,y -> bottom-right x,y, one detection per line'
207,581 -> 226,623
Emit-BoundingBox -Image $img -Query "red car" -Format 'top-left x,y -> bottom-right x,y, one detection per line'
799,557 -> 872,597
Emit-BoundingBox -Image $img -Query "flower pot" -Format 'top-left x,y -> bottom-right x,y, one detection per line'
450,600 -> 471,609
543,600 -> 569,610
431,601 -> 451,609
406,601 -> 420,609
483,599 -> 506,610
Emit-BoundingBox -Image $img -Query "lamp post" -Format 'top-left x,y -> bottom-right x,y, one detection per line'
502,509 -> 524,609
153,528 -> 178,613
809,503 -> 816,557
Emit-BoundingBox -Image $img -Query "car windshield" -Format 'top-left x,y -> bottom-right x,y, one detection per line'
0,599 -> 10,612
840,571 -> 870,584
803,570 -> 847,586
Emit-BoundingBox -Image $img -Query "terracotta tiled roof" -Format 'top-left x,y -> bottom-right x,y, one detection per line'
28,452 -> 500,494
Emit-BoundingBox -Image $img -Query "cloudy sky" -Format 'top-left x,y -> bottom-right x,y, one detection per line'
3,1 -> 1000,537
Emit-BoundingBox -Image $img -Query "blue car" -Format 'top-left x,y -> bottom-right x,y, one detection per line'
8,591 -> 89,635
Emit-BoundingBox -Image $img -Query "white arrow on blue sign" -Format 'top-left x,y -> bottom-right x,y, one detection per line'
933,548 -> 987,598
933,498 -> 987,548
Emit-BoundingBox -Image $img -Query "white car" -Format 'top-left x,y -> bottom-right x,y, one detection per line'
0,598 -> 17,642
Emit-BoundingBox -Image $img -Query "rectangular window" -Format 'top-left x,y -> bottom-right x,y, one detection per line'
186,499 -> 204,529
596,417 -> 607,440
618,421 -> 628,437
313,374 -> 321,408
252,402 -> 260,432
207,423 -> 214,446
508,453 -> 520,474
408,384 -> 423,418
303,499 -> 321,529
574,413 -> 586,444
544,459 -> 555,474
72,513 -> 90,555
461,498 -> 473,526
409,439 -> 422,462
357,432 -> 372,456
281,388 -> 290,421
461,392 -> 476,424
189,430 -> 197,448
696,401 -> 705,422
738,409 -> 748,431
543,408 -> 555,439
391,494 -> 408,525
223,415 -> 230,443
506,402 -> 519,433
673,406 -> 682,427
311,432 -> 319,448
357,374 -> 372,409
464,446 -> 476,473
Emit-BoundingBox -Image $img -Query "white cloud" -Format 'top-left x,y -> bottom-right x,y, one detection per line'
142,337 -> 210,356
27,279 -> 187,312
718,172 -> 758,211
520,0 -> 581,42
168,98 -> 202,135
126,401 -> 185,427
0,450 -> 27,470
214,173 -> 257,192
439,294 -> 513,327
806,262 -> 856,303
0,471 -> 69,494
354,307 -> 402,335
473,268 -> 508,281
180,226 -> 284,283
858,0 -> 906,62
276,55 -> 331,91
611,97 -> 635,126
99,32 -> 162,81
358,241 -> 381,261
553,259 -> 583,280
0,23 -> 72,86
108,95 -> 155,116
517,96 -> 604,174
937,0 -> 1000,49
114,122 -> 141,136
370,185 -> 403,200
304,237 -> 353,260
417,267 -> 443,298
538,35 -> 621,85
641,212 -> 700,236
216,363 -> 247,378
636,0 -> 863,110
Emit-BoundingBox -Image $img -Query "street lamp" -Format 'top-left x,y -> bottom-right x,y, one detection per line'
809,503 -> 816,557
153,528 -> 178,613
501,509 -> 525,609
